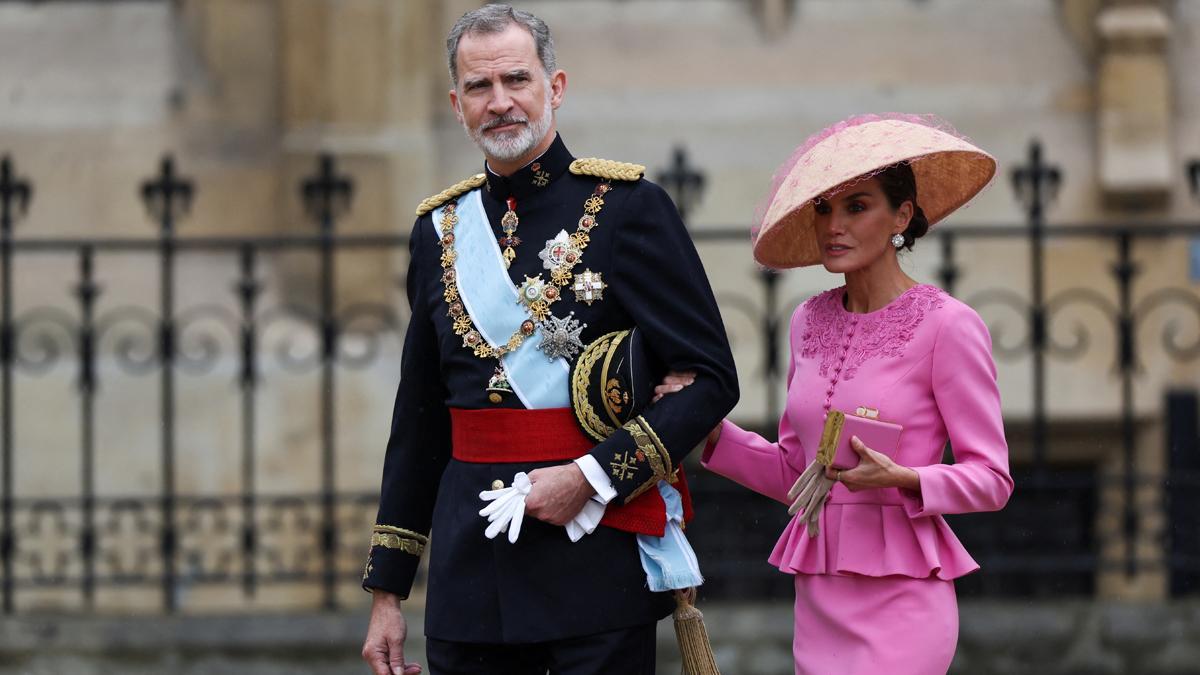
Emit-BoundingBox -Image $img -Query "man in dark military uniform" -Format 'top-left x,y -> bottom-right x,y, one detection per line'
361,5 -> 737,675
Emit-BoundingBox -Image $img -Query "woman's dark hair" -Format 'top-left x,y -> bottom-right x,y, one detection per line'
875,162 -> 929,251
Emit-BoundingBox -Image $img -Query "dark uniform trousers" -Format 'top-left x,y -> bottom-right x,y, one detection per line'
426,622 -> 656,675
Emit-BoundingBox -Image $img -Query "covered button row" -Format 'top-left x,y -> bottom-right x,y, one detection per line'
822,316 -> 859,413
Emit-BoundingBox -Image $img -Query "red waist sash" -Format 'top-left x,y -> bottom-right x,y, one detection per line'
450,407 -> 693,537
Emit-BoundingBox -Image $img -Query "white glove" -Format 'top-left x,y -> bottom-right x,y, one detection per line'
787,459 -> 835,538
565,496 -> 607,542
478,471 -> 532,544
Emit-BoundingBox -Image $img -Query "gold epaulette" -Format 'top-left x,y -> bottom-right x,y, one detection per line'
569,158 -> 645,182
415,173 -> 487,216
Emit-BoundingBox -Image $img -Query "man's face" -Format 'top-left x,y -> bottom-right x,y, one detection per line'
450,24 -> 565,166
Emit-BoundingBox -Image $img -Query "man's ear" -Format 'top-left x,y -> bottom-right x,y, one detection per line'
449,88 -> 464,124
549,70 -> 567,110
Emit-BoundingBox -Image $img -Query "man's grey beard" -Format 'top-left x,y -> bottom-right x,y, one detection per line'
462,93 -> 553,162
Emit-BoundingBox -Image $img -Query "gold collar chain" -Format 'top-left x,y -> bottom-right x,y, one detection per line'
437,181 -> 612,363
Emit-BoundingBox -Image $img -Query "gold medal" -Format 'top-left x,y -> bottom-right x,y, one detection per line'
498,196 -> 521,267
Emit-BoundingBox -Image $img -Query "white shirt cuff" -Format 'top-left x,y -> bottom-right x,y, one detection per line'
574,455 -> 617,504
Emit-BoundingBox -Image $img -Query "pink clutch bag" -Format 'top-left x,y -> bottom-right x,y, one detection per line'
816,408 -> 903,470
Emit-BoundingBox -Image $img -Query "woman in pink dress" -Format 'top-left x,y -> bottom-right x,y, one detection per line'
666,114 -> 1013,673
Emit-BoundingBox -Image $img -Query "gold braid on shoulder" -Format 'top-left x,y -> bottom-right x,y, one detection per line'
415,173 -> 487,216
569,158 -> 645,182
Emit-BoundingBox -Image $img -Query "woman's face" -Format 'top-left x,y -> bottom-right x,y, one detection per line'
812,177 -> 912,274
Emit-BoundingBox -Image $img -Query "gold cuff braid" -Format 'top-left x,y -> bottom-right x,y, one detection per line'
621,417 -> 671,503
369,525 -> 428,556
635,415 -> 673,478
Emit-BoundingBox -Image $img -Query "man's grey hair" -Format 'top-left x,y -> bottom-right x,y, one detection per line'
446,4 -> 557,86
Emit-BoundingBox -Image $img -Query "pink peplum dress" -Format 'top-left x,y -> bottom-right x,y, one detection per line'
702,284 -> 1013,674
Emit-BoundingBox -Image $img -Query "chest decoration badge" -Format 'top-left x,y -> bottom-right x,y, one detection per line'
538,312 -> 587,361
539,230 -> 581,269
517,275 -> 559,321
486,365 -> 514,404
531,162 -> 551,188
498,196 -> 521,269
572,269 -> 606,305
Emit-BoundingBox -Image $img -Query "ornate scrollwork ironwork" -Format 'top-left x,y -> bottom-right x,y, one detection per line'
1134,287 -> 1200,363
95,306 -> 160,375
174,304 -> 239,375
256,497 -> 322,579
178,497 -> 238,581
1043,287 -> 1119,362
713,288 -> 770,375
964,288 -> 1033,359
12,308 -> 77,375
335,304 -> 403,370
335,494 -> 379,574
98,499 -> 160,582
15,500 -> 76,583
257,306 -> 323,375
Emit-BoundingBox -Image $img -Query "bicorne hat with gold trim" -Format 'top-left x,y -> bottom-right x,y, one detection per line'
570,328 -> 661,442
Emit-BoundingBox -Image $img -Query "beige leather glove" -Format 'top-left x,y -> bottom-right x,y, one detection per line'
787,459 -> 835,537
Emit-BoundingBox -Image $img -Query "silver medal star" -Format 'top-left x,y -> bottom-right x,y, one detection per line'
538,230 -> 580,271
537,312 -> 587,361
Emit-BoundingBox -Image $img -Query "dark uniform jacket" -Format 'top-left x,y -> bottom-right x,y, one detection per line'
363,134 -> 738,643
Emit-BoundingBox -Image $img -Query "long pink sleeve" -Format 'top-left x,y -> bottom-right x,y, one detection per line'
702,417 -> 804,505
907,306 -> 1014,517
701,307 -> 806,504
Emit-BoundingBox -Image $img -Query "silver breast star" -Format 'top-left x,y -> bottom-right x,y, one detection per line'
538,230 -> 579,271
537,312 -> 587,361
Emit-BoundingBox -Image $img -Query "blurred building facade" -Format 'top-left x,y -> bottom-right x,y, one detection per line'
1,0 -> 1200,671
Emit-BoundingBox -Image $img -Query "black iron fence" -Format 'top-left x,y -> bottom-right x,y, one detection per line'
1,142 -> 1199,612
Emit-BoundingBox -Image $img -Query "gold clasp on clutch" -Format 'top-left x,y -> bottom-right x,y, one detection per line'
854,406 -> 879,419
816,410 -> 845,467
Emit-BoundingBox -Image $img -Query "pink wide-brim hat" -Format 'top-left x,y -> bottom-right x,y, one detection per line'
753,114 -> 997,269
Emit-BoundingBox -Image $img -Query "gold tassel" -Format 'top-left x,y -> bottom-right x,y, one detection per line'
673,588 -> 720,675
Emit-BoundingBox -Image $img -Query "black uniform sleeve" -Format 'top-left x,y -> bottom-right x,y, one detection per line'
586,181 -> 739,502
362,216 -> 452,597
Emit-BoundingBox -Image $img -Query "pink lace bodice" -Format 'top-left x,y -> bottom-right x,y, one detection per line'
800,284 -> 946,382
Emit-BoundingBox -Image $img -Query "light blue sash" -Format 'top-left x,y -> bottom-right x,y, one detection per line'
431,190 -> 569,409
637,481 -> 704,592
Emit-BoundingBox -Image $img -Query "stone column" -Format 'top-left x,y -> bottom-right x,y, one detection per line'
1093,0 -> 1172,601
277,0 -> 443,310
1095,0 -> 1173,210
1096,421 -> 1168,600
174,0 -> 284,238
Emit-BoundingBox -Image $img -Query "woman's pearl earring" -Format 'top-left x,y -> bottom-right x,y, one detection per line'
891,233 -> 905,249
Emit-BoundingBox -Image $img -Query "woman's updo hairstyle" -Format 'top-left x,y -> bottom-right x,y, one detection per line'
875,162 -> 929,251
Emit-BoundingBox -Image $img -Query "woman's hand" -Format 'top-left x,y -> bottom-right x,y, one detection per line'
825,436 -> 920,492
651,370 -> 722,446
652,371 -> 695,402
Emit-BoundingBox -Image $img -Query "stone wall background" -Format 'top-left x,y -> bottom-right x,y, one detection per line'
1,0 -> 1200,670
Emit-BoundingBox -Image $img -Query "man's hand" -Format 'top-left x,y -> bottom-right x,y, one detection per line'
362,591 -> 422,675
525,463 -> 596,526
